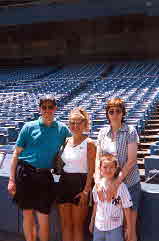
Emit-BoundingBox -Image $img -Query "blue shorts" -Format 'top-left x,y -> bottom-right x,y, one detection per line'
93,225 -> 124,241
128,182 -> 141,211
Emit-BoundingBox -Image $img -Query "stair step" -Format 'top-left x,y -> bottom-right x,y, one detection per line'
149,115 -> 159,119
147,119 -> 159,124
137,152 -> 146,167
142,129 -> 159,135
139,169 -> 145,181
139,135 -> 159,142
137,157 -> 144,163
149,111 -> 159,115
144,124 -> 159,129
137,150 -> 150,158
138,163 -> 145,169
138,142 -> 155,149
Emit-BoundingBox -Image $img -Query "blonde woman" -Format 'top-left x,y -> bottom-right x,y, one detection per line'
57,107 -> 96,241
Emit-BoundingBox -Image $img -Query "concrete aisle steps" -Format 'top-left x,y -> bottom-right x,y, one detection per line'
137,104 -> 159,181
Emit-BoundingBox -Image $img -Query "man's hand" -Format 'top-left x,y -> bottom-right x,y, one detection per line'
8,179 -> 16,196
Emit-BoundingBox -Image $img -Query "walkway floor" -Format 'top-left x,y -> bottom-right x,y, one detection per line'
0,231 -> 24,241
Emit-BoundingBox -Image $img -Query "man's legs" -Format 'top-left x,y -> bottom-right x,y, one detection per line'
23,210 -> 50,241
23,210 -> 37,241
36,211 -> 50,241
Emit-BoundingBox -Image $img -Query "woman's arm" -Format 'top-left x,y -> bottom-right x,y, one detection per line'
83,138 -> 96,193
106,142 -> 138,202
94,142 -> 102,183
89,202 -> 97,233
75,138 -> 96,206
116,142 -> 138,185
124,207 -> 133,241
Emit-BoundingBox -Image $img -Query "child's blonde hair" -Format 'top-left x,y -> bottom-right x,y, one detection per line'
100,154 -> 119,177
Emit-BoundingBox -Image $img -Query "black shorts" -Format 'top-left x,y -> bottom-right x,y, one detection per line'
56,172 -> 87,205
13,161 -> 55,214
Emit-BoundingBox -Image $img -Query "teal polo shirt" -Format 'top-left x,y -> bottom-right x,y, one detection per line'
16,117 -> 71,168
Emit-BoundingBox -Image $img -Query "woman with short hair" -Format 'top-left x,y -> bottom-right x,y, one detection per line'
95,98 -> 141,241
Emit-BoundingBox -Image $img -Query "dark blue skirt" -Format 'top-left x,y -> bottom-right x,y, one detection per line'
56,172 -> 87,205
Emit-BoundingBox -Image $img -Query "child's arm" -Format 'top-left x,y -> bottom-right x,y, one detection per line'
89,202 -> 97,233
123,207 -> 133,241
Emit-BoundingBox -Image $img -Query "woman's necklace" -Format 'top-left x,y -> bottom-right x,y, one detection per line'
112,131 -> 117,142
69,136 -> 86,147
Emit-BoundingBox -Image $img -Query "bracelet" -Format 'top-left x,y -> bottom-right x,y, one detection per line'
83,190 -> 89,195
9,178 -> 15,183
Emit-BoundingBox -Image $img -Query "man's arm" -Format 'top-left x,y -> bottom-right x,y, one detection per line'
8,146 -> 23,195
10,146 -> 24,181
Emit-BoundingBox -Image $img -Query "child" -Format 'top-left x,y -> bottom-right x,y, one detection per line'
89,154 -> 133,241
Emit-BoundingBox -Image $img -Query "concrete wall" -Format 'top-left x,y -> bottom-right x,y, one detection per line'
0,176 -> 63,241
0,15 -> 159,63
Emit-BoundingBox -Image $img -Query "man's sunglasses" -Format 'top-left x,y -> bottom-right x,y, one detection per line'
41,105 -> 55,110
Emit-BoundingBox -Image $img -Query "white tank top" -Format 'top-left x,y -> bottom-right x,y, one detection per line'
102,136 -> 117,157
61,138 -> 88,173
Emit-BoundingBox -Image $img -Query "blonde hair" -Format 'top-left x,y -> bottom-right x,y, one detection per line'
100,154 -> 118,168
69,106 -> 90,131
100,154 -> 120,178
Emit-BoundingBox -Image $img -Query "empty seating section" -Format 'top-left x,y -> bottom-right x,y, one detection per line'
58,63 -> 159,140
1,62 -> 159,240
0,62 -> 159,157
0,64 -> 105,147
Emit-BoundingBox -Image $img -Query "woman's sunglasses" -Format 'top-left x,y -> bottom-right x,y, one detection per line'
108,109 -> 122,115
69,120 -> 84,125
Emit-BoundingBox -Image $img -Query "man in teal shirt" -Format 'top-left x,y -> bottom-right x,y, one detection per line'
8,94 -> 71,241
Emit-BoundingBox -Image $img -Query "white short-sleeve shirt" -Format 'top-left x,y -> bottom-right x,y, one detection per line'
96,124 -> 140,187
93,180 -> 133,231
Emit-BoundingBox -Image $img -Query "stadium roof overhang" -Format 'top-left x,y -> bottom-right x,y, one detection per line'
0,0 -> 156,26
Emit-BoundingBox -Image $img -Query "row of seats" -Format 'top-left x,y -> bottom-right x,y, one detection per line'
0,62 -> 159,241
0,62 -> 159,149
0,64 -> 105,146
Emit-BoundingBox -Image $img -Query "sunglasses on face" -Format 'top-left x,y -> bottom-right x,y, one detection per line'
41,105 -> 55,110
108,109 -> 122,115
69,120 -> 84,125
